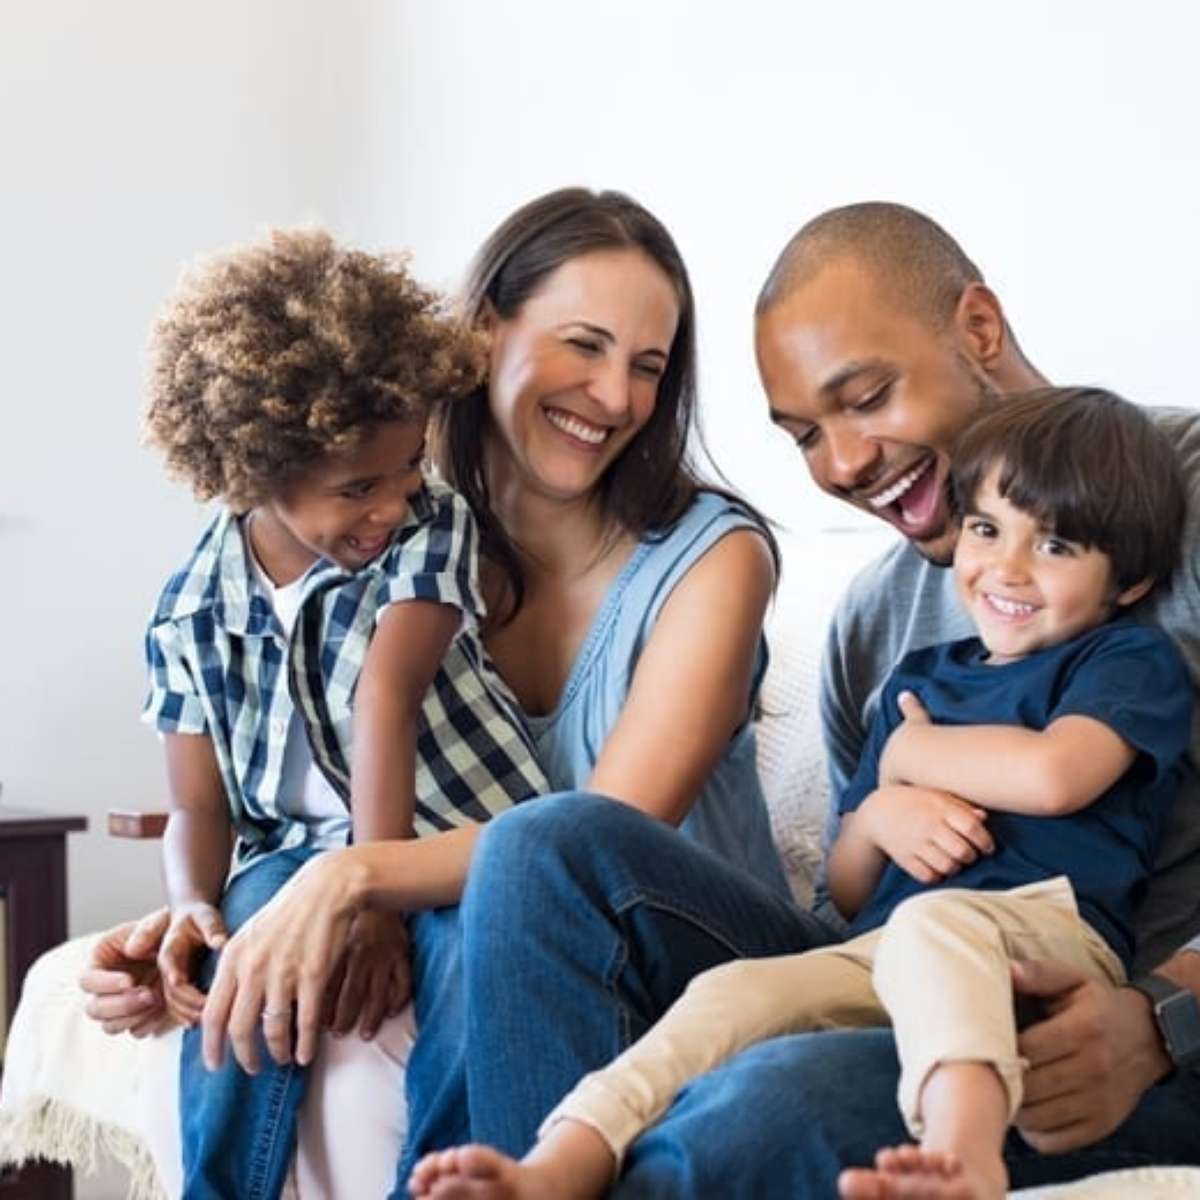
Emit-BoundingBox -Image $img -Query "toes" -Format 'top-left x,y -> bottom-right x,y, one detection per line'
455,1144 -> 509,1180
837,1168 -> 892,1199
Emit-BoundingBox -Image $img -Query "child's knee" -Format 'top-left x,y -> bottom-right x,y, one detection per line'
884,890 -> 976,937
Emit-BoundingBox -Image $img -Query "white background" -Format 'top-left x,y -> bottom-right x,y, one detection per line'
4,0 -> 1199,941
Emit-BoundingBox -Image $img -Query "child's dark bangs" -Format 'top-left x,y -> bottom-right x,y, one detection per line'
993,443 -> 1105,551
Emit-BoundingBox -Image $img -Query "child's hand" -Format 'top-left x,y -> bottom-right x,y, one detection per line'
859,785 -> 993,884
158,901 -> 229,1027
81,908 -> 174,1037
878,691 -> 932,787
322,910 -> 411,1039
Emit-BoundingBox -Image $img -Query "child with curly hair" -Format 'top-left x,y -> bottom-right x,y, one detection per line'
140,229 -> 548,1195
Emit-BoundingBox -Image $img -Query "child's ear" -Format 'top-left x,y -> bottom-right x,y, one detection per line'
1114,576 -> 1154,609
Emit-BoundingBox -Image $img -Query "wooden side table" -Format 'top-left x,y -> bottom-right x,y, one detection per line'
0,804 -> 88,1200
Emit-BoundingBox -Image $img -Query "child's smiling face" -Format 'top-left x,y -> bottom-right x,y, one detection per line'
249,419 -> 427,584
954,465 -> 1152,666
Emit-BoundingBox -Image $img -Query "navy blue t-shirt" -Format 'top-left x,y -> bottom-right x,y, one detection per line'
840,618 -> 1192,969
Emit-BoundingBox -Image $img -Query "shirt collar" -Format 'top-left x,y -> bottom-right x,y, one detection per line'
207,488 -> 434,635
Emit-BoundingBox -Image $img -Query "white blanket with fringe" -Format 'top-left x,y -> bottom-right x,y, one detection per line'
0,933 -> 175,1199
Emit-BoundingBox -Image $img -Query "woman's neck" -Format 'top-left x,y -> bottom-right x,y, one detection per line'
486,452 -> 622,583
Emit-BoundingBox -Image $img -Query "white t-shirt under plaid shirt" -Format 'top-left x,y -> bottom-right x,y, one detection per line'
142,479 -> 549,877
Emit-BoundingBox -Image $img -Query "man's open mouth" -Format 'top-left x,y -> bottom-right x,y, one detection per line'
866,457 -> 941,531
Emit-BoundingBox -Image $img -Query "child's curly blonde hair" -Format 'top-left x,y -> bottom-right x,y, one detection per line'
144,228 -> 485,509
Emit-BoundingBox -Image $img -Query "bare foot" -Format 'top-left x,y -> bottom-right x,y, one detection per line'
408,1144 -> 570,1200
837,1144 -> 1006,1200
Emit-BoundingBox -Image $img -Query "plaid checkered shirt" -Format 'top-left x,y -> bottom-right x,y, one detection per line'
143,479 -> 548,876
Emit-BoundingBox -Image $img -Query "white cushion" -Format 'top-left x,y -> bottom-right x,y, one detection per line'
1011,1167 -> 1200,1197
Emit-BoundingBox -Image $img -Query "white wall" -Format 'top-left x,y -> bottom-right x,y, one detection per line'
5,0 -> 1199,935
375,0 -> 1200,530
0,0 -> 382,932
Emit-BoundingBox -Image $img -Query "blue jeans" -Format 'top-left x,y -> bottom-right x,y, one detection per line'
395,905 -> 471,1179
179,847 -> 319,1200
395,791 -> 1200,1196
393,791 -> 837,1192
613,1028 -> 1200,1197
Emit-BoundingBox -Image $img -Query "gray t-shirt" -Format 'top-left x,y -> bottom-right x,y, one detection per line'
817,407 -> 1200,973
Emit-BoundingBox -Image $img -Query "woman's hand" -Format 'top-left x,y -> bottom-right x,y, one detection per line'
158,901 -> 228,1027
79,908 -> 175,1037
322,910 -> 412,1038
859,785 -> 993,884
200,848 -> 368,1074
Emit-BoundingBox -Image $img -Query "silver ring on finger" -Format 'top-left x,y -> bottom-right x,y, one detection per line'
261,1007 -> 292,1023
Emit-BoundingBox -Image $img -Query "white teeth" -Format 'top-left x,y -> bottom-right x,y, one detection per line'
984,593 -> 1036,617
545,408 -> 608,445
867,459 -> 933,509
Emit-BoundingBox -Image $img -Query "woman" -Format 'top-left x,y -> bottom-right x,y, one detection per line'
82,187 -> 831,1197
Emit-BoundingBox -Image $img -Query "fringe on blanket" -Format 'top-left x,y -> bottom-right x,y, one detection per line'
0,1092 -> 167,1200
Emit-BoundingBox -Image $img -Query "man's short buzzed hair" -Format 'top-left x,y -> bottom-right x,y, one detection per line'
756,202 -> 984,327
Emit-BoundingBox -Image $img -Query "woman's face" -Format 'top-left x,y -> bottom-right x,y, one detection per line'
485,248 -> 681,505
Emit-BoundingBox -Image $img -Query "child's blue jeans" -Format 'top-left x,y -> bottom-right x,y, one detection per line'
179,846 -> 319,1200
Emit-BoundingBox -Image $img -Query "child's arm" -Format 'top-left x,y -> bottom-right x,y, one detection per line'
322,600 -> 460,1039
880,691 -> 1136,816
827,785 -> 993,920
158,731 -> 234,1025
350,599 -> 462,841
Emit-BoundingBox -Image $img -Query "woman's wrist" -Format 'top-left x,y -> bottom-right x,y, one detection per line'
333,841 -> 394,916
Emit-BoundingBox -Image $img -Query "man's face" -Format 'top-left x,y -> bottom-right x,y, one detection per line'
756,258 -> 998,564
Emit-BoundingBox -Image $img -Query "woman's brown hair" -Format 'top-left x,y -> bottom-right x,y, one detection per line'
434,186 -> 776,621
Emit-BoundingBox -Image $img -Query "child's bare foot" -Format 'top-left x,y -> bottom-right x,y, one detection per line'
837,1144 -> 1006,1200
408,1120 -> 614,1200
408,1144 -> 559,1200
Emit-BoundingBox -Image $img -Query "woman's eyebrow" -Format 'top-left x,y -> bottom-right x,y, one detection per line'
561,320 -> 669,359
560,320 -> 614,342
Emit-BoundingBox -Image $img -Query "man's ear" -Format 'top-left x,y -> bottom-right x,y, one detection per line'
953,283 -> 1007,372
1114,576 -> 1154,609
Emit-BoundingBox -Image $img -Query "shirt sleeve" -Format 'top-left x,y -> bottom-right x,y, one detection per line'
373,486 -> 486,625
813,598 -> 884,923
1050,625 -> 1194,783
820,604 -> 872,810
837,672 -> 903,816
141,619 -> 208,734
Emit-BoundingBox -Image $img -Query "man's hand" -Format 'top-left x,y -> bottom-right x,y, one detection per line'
1013,958 -> 1171,1152
321,910 -> 412,1038
80,908 -> 174,1037
158,901 -> 229,1027
877,690 -> 932,787
860,785 -> 993,884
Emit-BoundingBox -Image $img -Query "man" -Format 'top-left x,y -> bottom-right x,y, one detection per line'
701,202 -> 1200,1193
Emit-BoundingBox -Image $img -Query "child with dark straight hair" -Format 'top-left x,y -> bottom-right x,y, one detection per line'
410,387 -> 1192,1200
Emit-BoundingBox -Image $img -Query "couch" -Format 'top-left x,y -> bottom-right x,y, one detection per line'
1,526 -> 1196,1198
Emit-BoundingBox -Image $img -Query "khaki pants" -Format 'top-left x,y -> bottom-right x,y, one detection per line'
541,877 -> 1124,1163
